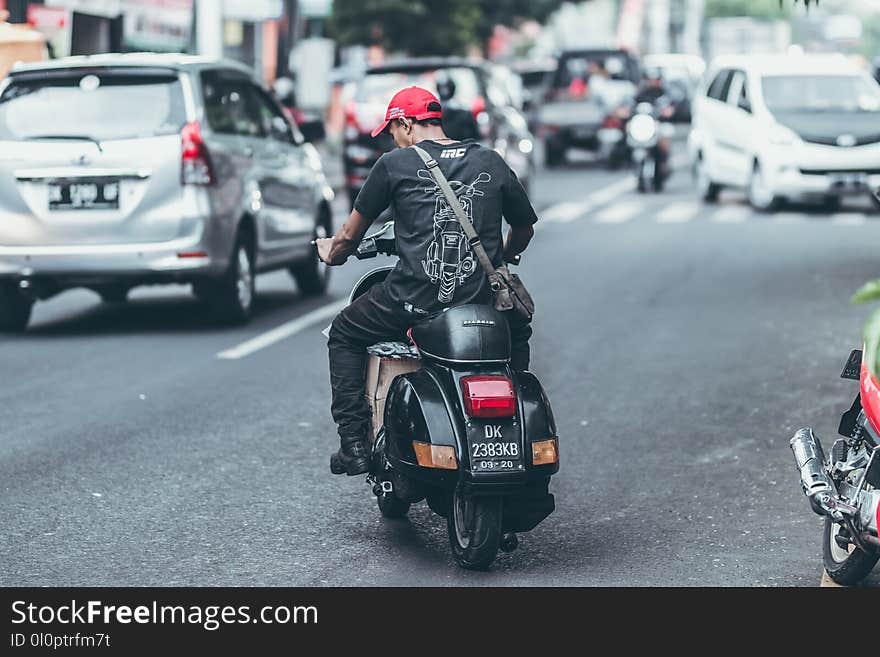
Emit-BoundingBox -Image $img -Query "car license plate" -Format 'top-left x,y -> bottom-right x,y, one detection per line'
48,180 -> 120,211
830,173 -> 867,189
467,421 -> 523,473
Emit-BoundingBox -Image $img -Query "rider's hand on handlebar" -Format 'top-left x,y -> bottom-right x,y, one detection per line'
312,237 -> 335,265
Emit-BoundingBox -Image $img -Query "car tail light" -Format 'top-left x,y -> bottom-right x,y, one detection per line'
344,101 -> 360,129
602,115 -> 622,129
461,375 -> 516,418
181,121 -> 213,185
471,95 -> 486,118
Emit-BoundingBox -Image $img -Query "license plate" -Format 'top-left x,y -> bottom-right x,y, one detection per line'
467,421 -> 523,473
48,180 -> 120,211
830,173 -> 867,189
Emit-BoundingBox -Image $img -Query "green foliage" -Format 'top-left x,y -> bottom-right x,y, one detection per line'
706,0 -> 791,19
852,279 -> 880,305
473,0 -> 563,45
329,0 -> 565,56
853,280 -> 880,378
863,308 -> 880,379
329,0 -> 480,56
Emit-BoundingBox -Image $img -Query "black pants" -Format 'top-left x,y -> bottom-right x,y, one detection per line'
327,284 -> 532,443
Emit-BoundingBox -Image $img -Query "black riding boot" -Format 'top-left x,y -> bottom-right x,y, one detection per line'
330,436 -> 371,476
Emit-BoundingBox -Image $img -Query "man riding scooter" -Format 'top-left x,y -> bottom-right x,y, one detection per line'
633,68 -> 675,183
313,86 -> 539,476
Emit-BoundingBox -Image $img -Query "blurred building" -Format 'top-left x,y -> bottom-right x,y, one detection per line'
0,0 -> 319,84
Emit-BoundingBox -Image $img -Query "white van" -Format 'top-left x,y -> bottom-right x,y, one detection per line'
688,54 -> 880,211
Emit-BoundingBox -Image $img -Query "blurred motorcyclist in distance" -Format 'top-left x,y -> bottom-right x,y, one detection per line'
436,71 -> 481,141
634,67 -> 674,180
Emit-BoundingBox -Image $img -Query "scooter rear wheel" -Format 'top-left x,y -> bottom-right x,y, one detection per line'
447,490 -> 502,570
822,517 -> 879,585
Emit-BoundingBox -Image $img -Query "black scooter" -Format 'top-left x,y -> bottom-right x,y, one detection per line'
345,221 -> 559,570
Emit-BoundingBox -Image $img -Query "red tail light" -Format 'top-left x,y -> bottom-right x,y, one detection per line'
344,101 -> 360,128
568,77 -> 587,98
461,375 -> 516,418
181,121 -> 213,185
602,115 -> 622,129
471,95 -> 486,118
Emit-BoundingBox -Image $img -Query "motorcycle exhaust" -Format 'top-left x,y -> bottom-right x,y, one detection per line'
790,428 -> 842,517
790,428 -> 862,519
790,429 -> 835,496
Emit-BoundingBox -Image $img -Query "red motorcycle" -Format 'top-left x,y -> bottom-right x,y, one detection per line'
790,348 -> 880,584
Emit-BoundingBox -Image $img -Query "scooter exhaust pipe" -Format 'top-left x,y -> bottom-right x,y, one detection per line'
790,428 -> 838,516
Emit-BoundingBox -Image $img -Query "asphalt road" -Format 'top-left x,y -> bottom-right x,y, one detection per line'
2,142 -> 879,587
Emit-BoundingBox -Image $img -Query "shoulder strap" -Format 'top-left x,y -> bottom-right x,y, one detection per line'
410,144 -> 499,280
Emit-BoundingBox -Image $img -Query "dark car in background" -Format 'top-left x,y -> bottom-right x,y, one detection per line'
538,48 -> 640,167
342,57 -> 535,208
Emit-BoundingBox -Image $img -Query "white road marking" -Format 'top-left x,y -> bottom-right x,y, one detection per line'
586,177 -> 637,207
540,178 -> 636,224
711,204 -> 750,224
594,198 -> 643,223
831,213 -> 866,226
542,201 -> 587,223
217,299 -> 347,360
657,201 -> 700,224
771,212 -> 806,225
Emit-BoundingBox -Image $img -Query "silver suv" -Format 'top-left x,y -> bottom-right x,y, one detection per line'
0,54 -> 334,330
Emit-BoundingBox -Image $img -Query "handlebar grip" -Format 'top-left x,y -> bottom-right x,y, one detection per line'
355,238 -> 378,260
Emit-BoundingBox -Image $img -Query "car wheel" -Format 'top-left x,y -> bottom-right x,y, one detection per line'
747,160 -> 780,212
0,282 -> 33,333
204,229 -> 255,325
95,284 -> 130,304
290,211 -> 331,297
695,153 -> 721,203
819,195 -> 841,213
544,140 -> 564,168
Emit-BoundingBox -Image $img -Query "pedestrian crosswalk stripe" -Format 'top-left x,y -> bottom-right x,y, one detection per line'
586,178 -> 636,206
539,189 -> 873,228
656,201 -> 700,223
594,199 -> 642,223
771,212 -> 806,224
711,205 -> 750,223
542,201 -> 586,223
540,178 -> 636,224
831,213 -> 866,225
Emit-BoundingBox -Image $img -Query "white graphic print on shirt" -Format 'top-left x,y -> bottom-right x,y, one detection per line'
417,169 -> 492,304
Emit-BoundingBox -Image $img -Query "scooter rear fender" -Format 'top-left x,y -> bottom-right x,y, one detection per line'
384,364 -> 559,490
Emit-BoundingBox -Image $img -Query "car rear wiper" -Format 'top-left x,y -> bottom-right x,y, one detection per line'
25,134 -> 103,152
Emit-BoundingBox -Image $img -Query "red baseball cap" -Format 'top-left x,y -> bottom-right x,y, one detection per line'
371,86 -> 443,138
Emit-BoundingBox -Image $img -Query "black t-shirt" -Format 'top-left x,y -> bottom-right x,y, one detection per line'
354,139 -> 538,316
